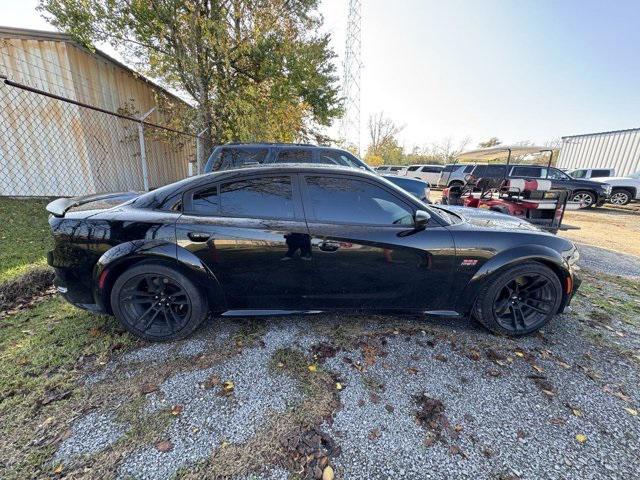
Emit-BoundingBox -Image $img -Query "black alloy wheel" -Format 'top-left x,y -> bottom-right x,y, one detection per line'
473,262 -> 562,336
492,274 -> 557,334
111,262 -> 208,341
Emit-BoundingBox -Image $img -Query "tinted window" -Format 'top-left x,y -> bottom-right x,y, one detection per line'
407,166 -> 420,171
317,149 -> 364,169
219,176 -> 294,219
192,186 -> 219,214
591,169 -> 611,178
443,165 -> 457,172
473,165 -> 508,178
389,166 -> 404,171
463,165 -> 475,173
276,149 -> 313,163
421,166 -> 443,173
305,176 -> 414,225
385,177 -> 427,199
546,168 -> 568,180
511,166 -> 543,178
570,169 -> 586,178
217,148 -> 268,170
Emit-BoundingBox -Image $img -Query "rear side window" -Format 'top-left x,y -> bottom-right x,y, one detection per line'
276,149 -> 313,163
216,148 -> 268,170
511,166 -> 543,178
421,166 -> 443,173
474,165 -> 509,177
317,149 -> 365,169
407,166 -> 420,171
591,169 -> 612,177
442,165 -> 457,172
304,176 -> 414,226
219,176 -> 294,219
463,165 -> 475,173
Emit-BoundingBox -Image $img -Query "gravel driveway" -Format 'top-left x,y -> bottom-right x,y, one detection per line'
52,269 -> 640,480
577,243 -> 640,278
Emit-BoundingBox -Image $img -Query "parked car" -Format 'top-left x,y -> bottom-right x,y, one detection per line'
204,142 -> 374,173
404,164 -> 444,184
592,170 -> 640,205
566,168 -> 615,179
467,164 -> 611,208
382,175 -> 431,202
46,164 -> 581,341
382,165 -> 407,176
437,164 -> 475,188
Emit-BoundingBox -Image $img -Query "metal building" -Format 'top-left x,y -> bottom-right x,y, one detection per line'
557,127 -> 640,177
0,26 -> 195,197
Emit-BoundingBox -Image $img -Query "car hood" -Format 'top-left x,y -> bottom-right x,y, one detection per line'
592,176 -> 637,183
437,205 -> 548,233
568,178 -> 609,188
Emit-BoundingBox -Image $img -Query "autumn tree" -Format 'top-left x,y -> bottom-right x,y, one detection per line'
365,112 -> 404,164
39,0 -> 342,151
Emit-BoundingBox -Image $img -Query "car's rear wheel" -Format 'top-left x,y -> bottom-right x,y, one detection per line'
110,262 -> 209,342
473,262 -> 562,336
609,188 -> 632,206
572,190 -> 596,208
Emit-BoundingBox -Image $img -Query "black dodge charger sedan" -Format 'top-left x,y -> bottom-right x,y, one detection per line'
46,164 -> 581,342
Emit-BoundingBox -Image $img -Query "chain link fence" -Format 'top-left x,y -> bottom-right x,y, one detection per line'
0,77 -> 205,197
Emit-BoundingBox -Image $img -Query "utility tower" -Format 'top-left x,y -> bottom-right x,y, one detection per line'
340,0 -> 362,154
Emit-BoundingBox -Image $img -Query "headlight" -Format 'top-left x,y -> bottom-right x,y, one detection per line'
604,185 -> 612,195
565,247 -> 580,266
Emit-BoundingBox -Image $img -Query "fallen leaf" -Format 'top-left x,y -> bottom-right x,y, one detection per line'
407,366 -> 419,375
624,407 -> 638,416
322,465 -> 335,480
221,380 -> 235,395
140,383 -> 158,395
53,464 -> 63,474
572,408 -> 583,417
335,382 -> 343,390
515,351 -> 525,358
575,434 -> 587,444
155,440 -> 173,452
308,364 -> 317,372
434,354 -> 447,362
557,361 -> 571,369
368,428 -> 381,441
542,389 -> 555,397
171,404 -> 183,416
385,404 -> 394,414
549,417 -> 565,426
277,362 -> 284,367
202,375 -> 221,389
532,365 -> 544,373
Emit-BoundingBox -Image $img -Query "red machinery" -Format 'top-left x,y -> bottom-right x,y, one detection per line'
442,147 -> 575,233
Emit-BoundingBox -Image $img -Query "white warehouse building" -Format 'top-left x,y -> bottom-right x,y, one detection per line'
557,127 -> 640,177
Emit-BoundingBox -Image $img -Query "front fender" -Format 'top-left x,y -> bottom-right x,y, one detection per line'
457,244 -> 569,314
93,240 -> 225,313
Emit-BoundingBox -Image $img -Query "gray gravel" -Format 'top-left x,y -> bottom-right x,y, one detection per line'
55,412 -> 128,462
577,243 -> 640,278
54,277 -> 640,479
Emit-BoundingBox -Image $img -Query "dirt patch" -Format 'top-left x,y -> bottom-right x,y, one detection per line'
0,266 -> 54,314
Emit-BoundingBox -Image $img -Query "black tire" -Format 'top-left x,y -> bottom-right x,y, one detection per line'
472,262 -> 562,336
572,190 -> 596,208
609,188 -> 632,206
110,261 -> 209,342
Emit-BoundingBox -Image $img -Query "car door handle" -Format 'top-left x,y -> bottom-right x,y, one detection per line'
188,232 -> 211,242
318,240 -> 340,252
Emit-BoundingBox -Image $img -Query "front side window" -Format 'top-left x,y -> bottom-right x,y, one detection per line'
422,166 -> 443,173
192,186 -> 219,214
276,149 -> 313,163
219,176 -> 294,219
591,169 -> 611,178
304,176 -> 414,226
407,166 -> 420,172
570,169 -> 586,178
546,168 -> 568,180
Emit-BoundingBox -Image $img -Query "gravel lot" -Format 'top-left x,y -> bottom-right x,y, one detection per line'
52,260 -> 640,479
577,243 -> 640,278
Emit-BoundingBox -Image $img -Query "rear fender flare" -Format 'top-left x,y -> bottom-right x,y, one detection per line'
458,245 -> 569,313
93,240 -> 225,313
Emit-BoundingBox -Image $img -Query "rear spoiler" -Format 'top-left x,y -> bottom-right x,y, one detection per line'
46,192 -> 140,217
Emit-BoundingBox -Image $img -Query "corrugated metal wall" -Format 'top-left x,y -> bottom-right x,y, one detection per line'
557,128 -> 640,177
0,33 -> 194,196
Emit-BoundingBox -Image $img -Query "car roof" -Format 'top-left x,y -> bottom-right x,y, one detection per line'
214,142 -> 343,150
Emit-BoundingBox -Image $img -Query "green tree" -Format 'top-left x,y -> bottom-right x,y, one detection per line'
39,0 -> 342,150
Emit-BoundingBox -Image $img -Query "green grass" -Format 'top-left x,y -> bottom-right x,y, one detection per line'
0,296 -> 138,479
0,197 -> 52,283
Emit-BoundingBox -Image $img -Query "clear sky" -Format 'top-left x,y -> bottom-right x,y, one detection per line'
2,0 -> 639,150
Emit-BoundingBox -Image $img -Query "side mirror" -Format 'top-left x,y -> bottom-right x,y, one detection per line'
414,209 -> 431,228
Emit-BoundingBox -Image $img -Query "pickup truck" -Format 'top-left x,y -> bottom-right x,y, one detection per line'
592,171 -> 640,205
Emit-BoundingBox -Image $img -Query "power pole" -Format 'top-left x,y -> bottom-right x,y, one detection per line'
340,0 -> 362,155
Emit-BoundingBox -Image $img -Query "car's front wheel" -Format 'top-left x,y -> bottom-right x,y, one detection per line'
572,190 -> 596,208
473,262 -> 562,336
110,261 -> 209,342
609,188 -> 632,206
